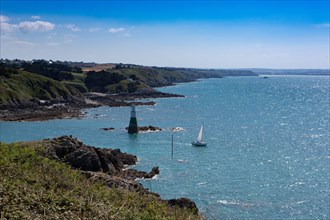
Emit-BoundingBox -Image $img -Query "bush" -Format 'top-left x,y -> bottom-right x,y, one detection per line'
22,60 -> 75,81
85,70 -> 126,92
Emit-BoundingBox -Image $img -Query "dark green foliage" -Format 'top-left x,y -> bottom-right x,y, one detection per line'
85,70 -> 127,92
127,82 -> 138,93
129,74 -> 139,80
114,63 -> 131,69
22,60 -> 79,81
0,63 -> 19,78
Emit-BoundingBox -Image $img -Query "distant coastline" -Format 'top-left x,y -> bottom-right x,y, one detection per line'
2,59 -> 327,122
242,68 -> 330,76
0,59 -> 256,122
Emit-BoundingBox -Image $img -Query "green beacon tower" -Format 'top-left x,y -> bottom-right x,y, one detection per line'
128,106 -> 139,134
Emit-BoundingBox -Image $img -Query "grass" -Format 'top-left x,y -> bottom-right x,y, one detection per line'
62,81 -> 88,93
118,67 -> 197,87
0,70 -> 81,104
0,142 -> 202,219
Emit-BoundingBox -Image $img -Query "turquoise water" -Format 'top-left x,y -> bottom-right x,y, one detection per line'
1,76 -> 329,219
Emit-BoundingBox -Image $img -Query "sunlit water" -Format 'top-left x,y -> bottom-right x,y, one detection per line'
1,76 -> 329,219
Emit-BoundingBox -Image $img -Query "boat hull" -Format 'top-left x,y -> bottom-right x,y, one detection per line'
191,141 -> 207,147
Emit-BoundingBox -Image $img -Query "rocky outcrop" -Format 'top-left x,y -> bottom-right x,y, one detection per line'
42,135 -> 137,175
139,126 -> 162,132
0,91 -> 183,121
41,135 -> 159,180
66,147 -> 102,172
167,198 -> 198,214
39,136 -> 162,196
28,135 -> 198,213
100,127 -> 115,131
146,166 -> 160,178
125,125 -> 162,132
82,171 -> 160,197
119,166 -> 160,180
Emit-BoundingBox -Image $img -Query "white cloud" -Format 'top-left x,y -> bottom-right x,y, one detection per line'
316,23 -> 330,28
63,34 -> 76,43
0,15 -> 15,34
88,27 -> 101,32
47,33 -> 57,39
1,16 -> 55,34
18,21 -> 55,32
0,22 -> 18,33
47,42 -> 61,46
0,15 -> 9,23
31,15 -> 41,20
12,40 -> 35,47
1,35 -> 35,47
108,27 -> 125,33
65,24 -> 81,32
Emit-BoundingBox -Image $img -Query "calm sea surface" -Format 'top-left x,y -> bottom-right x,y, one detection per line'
1,76 -> 329,219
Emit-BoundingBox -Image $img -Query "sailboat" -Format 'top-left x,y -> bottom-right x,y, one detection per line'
191,125 -> 207,147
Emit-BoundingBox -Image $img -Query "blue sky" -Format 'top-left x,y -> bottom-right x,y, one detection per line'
1,0 -> 329,68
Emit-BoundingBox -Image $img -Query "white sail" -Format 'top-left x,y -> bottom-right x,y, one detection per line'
197,125 -> 203,142
192,125 -> 207,147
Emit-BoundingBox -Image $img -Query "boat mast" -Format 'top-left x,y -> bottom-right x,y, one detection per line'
171,134 -> 174,159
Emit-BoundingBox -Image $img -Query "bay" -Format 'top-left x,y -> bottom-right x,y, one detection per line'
1,76 -> 329,219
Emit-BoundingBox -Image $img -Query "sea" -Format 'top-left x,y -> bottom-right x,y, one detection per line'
1,76 -> 329,219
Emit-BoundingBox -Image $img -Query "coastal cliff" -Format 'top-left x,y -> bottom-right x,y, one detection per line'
0,59 -> 256,121
0,136 -> 200,219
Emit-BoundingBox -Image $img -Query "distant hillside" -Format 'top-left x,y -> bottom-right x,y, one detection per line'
191,68 -> 257,77
83,64 -> 257,89
244,68 -> 329,75
0,59 -> 258,105
0,68 -> 82,104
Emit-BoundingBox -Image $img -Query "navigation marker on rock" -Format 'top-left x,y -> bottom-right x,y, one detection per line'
128,106 -> 139,134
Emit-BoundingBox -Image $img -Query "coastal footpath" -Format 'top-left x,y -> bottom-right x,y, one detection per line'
0,135 -> 201,219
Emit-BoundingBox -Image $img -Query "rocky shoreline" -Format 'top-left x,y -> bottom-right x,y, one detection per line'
22,135 -> 198,212
0,91 -> 184,121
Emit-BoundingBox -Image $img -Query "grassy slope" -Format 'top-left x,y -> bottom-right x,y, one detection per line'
0,71 -> 81,104
0,64 -> 257,104
113,67 -> 203,88
0,142 -> 202,219
116,67 -> 256,88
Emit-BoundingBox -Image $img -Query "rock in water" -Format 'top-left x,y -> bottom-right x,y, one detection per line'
167,198 -> 198,214
145,166 -> 160,178
100,127 -> 115,131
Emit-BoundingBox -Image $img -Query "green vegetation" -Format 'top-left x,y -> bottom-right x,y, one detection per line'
0,59 -> 257,104
116,67 -> 198,87
0,69 -> 81,104
85,70 -> 127,93
62,81 -> 88,93
22,60 -> 82,81
0,143 -> 202,219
